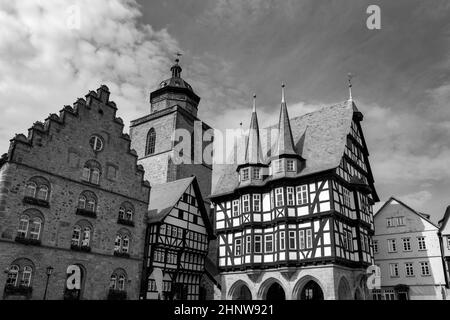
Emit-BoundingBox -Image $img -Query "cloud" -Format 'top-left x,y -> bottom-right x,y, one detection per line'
0,0 -> 180,153
398,190 -> 433,211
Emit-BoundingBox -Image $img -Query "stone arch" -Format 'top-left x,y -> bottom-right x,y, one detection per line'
228,280 -> 253,300
355,273 -> 369,300
293,275 -> 325,300
257,277 -> 286,300
337,276 -> 352,300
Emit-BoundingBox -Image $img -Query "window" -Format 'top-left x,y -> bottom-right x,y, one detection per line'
78,191 -> 97,212
347,231 -> 353,251
275,188 -> 284,207
265,234 -> 273,253
232,200 -> 240,217
384,289 -> 396,300
110,274 -> 117,289
447,237 -> 450,250
405,263 -> 414,277
242,195 -> 250,213
110,270 -> 127,291
119,207 -> 126,220
420,262 -> 430,276
252,168 -> 261,180
178,209 -> 184,219
26,183 -> 37,198
114,233 -> 131,254
402,238 -> 411,251
91,169 -> 100,184
6,265 -> 19,286
114,235 -> 122,252
373,240 -> 379,254
21,266 -> 32,286
417,237 -> 426,250
36,185 -> 49,201
72,226 -> 81,246
254,235 -> 262,253
386,218 -> 395,227
146,128 -> 156,155
296,185 -> 308,205
288,231 -> 296,250
274,159 -> 283,173
287,160 -> 295,172
89,135 -> 104,152
397,216 -> 405,226
279,231 -> 285,250
343,232 -> 348,250
192,215 -> 198,224
387,239 -> 397,252
235,238 -> 241,256
81,227 -> 91,247
286,187 -> 294,205
17,216 -> 29,238
306,229 -> 312,249
246,235 -> 251,254
118,275 -> 125,291
29,218 -> 42,240
389,263 -> 399,277
343,188 -> 351,208
253,194 -> 261,212
242,168 -> 249,181
372,289 -> 382,300
82,160 -> 101,184
299,230 -> 305,250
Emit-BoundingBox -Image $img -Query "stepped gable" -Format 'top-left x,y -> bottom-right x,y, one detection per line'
212,101 -> 353,197
6,85 -> 150,191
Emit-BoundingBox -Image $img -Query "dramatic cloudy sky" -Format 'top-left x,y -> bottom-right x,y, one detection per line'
0,0 -> 449,222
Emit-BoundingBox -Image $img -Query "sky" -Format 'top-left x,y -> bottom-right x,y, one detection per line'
0,0 -> 449,222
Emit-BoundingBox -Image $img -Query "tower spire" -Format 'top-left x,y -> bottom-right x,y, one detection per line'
252,94 -> 256,112
347,73 -> 353,101
271,83 -> 297,160
244,94 -> 263,164
171,52 -> 183,78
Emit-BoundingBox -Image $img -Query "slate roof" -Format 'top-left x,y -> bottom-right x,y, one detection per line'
211,100 -> 355,197
271,100 -> 297,159
147,176 -> 195,223
244,107 -> 264,165
438,205 -> 450,231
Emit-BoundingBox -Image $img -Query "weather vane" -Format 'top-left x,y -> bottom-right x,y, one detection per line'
347,73 -> 353,100
175,52 -> 183,63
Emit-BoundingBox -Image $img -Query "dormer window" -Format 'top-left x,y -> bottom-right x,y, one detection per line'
242,168 -> 249,181
287,160 -> 295,172
252,168 -> 261,180
274,160 -> 283,173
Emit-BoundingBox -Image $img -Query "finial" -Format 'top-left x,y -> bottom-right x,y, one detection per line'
347,73 -> 353,101
175,52 -> 182,64
281,82 -> 286,103
252,94 -> 256,112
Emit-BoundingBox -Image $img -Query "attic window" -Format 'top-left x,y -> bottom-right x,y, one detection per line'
274,160 -> 283,173
89,135 -> 104,152
242,168 -> 249,181
287,160 -> 295,172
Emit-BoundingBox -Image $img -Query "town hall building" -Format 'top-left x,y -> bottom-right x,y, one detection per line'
210,83 -> 379,300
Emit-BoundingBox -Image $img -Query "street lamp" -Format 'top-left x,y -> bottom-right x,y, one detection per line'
43,266 -> 54,300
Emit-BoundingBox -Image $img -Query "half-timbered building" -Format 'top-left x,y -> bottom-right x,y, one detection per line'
141,176 -> 215,300
210,84 -> 379,300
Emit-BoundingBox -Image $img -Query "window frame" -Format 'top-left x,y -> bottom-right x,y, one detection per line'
232,200 -> 240,217
254,235 -> 262,253
275,187 -> 284,207
242,195 -> 250,213
417,236 -> 427,251
389,263 -> 399,278
387,239 -> 397,253
286,159 -> 295,172
279,231 -> 285,250
146,128 -> 156,155
405,262 -> 414,277
288,230 -> 297,250
402,237 -> 412,252
286,187 -> 294,206
296,185 -> 308,205
265,234 -> 273,253
253,194 -> 261,212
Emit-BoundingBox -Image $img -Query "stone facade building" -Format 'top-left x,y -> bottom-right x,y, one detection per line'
0,85 -> 150,300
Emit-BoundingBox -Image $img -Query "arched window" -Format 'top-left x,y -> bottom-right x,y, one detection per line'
118,207 -> 125,220
78,191 -> 97,213
24,177 -> 50,203
81,227 -> 91,246
17,215 -> 29,238
126,209 -> 133,221
110,274 -> 117,290
29,218 -> 42,240
146,128 -> 156,155
6,265 -> 19,286
16,210 -> 44,242
82,160 -> 102,184
72,226 -> 81,246
118,275 -> 125,291
26,183 -> 37,198
71,221 -> 93,250
36,185 -> 48,201
21,266 -> 32,286
114,232 -> 131,256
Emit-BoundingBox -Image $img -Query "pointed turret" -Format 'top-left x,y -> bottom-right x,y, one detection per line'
244,94 -> 264,164
347,73 -> 363,121
236,94 -> 267,185
271,83 -> 297,159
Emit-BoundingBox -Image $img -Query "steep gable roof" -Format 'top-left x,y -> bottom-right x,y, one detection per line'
270,97 -> 297,159
147,176 -> 214,238
438,205 -> 450,233
212,100 -> 355,197
244,96 -> 264,165
375,196 -> 438,228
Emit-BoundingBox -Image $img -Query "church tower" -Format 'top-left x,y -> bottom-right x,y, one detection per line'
129,58 -> 213,204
